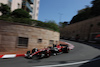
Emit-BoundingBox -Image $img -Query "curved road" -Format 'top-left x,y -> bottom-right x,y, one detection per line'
0,40 -> 100,67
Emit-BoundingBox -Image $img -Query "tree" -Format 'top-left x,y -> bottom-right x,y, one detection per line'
91,0 -> 100,16
0,3 -> 11,16
59,22 -> 63,27
11,9 -> 31,18
70,7 -> 91,24
36,20 -> 59,32
59,22 -> 68,27
97,22 -> 100,26
46,20 -> 59,32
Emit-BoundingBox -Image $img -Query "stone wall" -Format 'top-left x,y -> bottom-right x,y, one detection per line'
60,16 -> 100,41
0,20 -> 60,52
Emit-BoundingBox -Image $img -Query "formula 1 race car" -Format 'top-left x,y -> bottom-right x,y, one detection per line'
25,48 -> 51,59
25,44 -> 70,59
59,44 -> 70,53
49,44 -> 69,55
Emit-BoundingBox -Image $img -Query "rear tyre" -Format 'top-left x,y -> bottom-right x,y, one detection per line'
62,47 -> 70,53
45,53 -> 51,58
66,48 -> 69,53
32,55 -> 38,60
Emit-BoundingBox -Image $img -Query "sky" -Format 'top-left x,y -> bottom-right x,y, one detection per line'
38,0 -> 93,24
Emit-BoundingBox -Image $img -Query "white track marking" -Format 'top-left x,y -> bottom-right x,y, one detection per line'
33,57 -> 100,67
34,60 -> 89,67
2,54 -> 16,58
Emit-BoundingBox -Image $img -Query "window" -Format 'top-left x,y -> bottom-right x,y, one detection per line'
18,3 -> 20,8
38,39 -> 42,43
49,40 -> 54,45
18,37 -> 28,47
56,41 -> 58,45
8,0 -> 12,7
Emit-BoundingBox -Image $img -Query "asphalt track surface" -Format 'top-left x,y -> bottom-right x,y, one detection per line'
0,40 -> 100,67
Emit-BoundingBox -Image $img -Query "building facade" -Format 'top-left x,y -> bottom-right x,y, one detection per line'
0,20 -> 60,52
60,16 -> 100,41
0,0 -> 40,20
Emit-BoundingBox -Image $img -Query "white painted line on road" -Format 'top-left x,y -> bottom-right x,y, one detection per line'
34,60 -> 89,67
2,54 -> 16,58
34,57 -> 100,67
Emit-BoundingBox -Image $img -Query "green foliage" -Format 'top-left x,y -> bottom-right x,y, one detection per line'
0,3 -> 11,16
91,0 -> 100,16
0,16 -> 59,32
35,20 -> 59,32
70,7 -> 91,24
0,16 -> 33,25
97,22 -> 100,26
0,16 -> 12,21
0,3 -> 59,32
70,0 -> 100,24
12,18 -> 33,25
47,21 -> 59,32
11,9 -> 31,18
59,22 -> 66,27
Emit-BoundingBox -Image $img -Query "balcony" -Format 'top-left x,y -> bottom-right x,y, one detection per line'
8,0 -> 12,7
27,0 -> 34,4
26,1 -> 33,12
9,0 -> 12,2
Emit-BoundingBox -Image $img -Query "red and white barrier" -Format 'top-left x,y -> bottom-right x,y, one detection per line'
0,54 -> 25,58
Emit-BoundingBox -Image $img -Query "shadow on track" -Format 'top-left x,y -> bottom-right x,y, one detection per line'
79,55 -> 100,67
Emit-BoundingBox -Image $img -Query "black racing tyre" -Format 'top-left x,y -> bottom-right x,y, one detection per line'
62,47 -> 70,53
66,48 -> 70,53
53,53 -> 57,56
27,51 -> 30,54
53,51 -> 58,56
38,54 -> 44,59
50,50 -> 54,56
45,53 -> 51,58
25,51 -> 31,59
32,55 -> 39,60
51,50 -> 57,56
37,52 -> 45,59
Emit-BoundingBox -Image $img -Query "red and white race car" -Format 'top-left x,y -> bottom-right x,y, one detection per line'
25,48 -> 51,59
25,44 -> 70,59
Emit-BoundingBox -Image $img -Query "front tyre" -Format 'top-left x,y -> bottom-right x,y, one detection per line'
66,48 -> 70,53
62,47 -> 70,53
25,51 -> 31,59
53,53 -> 57,56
